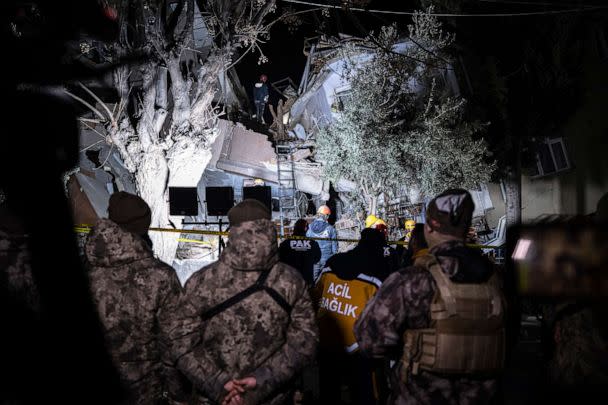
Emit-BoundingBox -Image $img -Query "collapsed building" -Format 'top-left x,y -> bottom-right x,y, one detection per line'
67,32 -> 504,280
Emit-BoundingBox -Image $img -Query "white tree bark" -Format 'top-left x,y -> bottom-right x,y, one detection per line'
71,0 -> 279,262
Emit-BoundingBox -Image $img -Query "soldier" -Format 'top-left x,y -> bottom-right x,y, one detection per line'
354,189 -> 506,405
168,199 -> 318,405
86,191 -> 185,404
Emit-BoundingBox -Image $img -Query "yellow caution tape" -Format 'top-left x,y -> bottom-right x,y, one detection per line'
75,224 -> 502,249
177,238 -> 214,246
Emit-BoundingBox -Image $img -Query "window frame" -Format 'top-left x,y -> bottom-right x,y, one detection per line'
530,137 -> 571,178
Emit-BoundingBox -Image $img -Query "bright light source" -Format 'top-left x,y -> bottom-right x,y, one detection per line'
512,238 -> 532,261
282,112 -> 290,125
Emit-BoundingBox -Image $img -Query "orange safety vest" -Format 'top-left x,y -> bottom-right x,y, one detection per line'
315,269 -> 381,353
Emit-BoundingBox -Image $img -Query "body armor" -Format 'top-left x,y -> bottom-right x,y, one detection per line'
402,255 -> 505,379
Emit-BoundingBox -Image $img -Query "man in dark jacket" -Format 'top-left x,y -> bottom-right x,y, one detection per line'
279,218 -> 321,286
253,74 -> 269,123
400,223 -> 428,268
372,219 -> 400,276
354,189 -> 505,405
168,199 -> 319,405
86,192 -> 185,404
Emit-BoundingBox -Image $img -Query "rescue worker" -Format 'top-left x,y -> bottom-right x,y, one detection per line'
313,228 -> 386,405
395,219 -> 416,259
86,191 -> 185,404
355,189 -> 506,405
253,74 -> 269,123
365,214 -> 379,229
279,218 -> 321,287
307,205 -> 339,281
400,223 -> 428,268
404,219 -> 416,241
372,218 -> 400,276
168,199 -> 318,405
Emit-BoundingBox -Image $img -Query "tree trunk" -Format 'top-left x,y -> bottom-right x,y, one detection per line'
133,147 -> 174,263
505,135 -> 522,229
369,195 -> 378,216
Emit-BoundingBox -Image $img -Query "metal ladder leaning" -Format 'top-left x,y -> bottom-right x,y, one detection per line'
276,141 -> 299,237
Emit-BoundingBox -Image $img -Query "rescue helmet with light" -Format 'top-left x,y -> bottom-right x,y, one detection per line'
317,205 -> 331,216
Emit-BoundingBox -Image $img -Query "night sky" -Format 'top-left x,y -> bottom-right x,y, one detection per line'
234,0 -> 414,109
235,0 -> 608,110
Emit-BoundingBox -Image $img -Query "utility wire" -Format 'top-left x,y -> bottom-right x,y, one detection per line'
478,0 -> 599,8
280,0 -> 608,17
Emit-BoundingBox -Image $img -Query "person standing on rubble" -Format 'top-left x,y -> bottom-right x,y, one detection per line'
253,74 -> 269,123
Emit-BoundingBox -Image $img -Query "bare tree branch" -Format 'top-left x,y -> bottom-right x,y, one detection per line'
78,117 -> 103,124
166,0 -> 186,37
136,65 -> 156,149
226,43 -> 255,70
81,121 -> 108,141
175,0 -> 195,51
80,139 -> 105,153
78,82 -> 117,127
153,66 -> 169,137
64,89 -> 107,122
254,0 -> 277,27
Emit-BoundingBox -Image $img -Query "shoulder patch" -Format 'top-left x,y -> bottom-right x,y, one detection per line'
356,273 -> 382,288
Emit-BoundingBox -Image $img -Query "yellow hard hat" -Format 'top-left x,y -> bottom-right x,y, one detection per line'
317,205 -> 331,216
365,214 -> 378,228
404,219 -> 416,232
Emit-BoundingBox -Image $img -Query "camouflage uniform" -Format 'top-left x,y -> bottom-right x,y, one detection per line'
354,241 -> 500,405
547,302 -> 608,389
86,219 -> 184,404
168,219 -> 319,405
0,208 -> 40,314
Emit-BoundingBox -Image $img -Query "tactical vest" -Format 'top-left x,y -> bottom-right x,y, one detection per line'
402,255 -> 505,380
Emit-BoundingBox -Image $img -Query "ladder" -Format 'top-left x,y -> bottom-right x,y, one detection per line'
276,141 -> 299,237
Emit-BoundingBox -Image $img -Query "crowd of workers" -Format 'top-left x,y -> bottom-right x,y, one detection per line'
3,185 -> 526,405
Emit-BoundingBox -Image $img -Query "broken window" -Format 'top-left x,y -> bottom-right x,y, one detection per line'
531,137 -> 571,178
